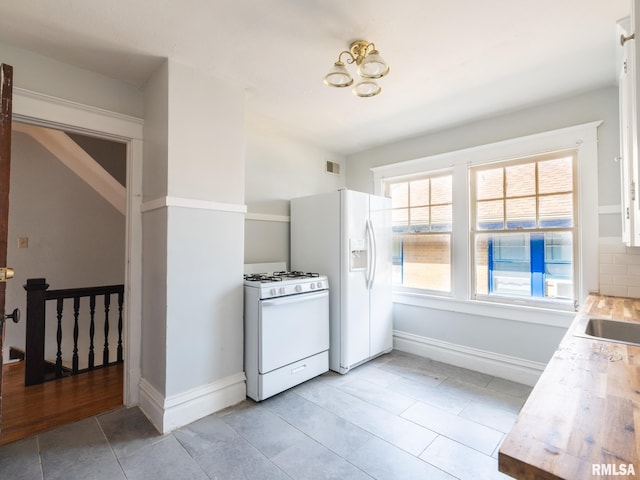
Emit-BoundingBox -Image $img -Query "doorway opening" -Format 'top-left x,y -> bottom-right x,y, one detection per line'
0,88 -> 143,444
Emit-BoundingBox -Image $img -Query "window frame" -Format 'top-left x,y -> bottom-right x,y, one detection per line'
469,151 -> 579,309
385,170 -> 454,295
372,122 -> 601,318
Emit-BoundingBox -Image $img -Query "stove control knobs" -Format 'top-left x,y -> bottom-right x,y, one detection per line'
270,288 -> 277,296
279,287 -> 286,295
316,281 -> 323,289
295,285 -> 303,292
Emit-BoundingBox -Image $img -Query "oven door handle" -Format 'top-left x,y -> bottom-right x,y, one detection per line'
261,290 -> 328,307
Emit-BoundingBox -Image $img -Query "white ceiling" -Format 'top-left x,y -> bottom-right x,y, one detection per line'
0,1 -> 631,155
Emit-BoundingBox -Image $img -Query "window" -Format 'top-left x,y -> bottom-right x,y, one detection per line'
387,174 -> 453,292
471,152 -> 577,305
373,122 -> 599,315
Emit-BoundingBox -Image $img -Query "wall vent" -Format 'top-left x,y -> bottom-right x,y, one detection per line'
326,160 -> 341,175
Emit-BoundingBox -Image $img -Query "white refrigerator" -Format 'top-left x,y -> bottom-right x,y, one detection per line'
290,189 -> 393,374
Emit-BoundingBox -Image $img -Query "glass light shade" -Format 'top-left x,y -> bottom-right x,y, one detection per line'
323,62 -> 353,87
356,50 -> 389,79
353,80 -> 381,97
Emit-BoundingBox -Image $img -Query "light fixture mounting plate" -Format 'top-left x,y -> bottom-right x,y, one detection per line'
349,40 -> 371,63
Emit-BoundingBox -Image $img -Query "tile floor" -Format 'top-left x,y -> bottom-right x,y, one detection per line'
0,351 -> 531,480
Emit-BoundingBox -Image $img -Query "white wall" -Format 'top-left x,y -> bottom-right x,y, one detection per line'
348,88 -> 620,217
140,59 -> 246,432
244,122 -> 345,266
140,61 -> 169,395
4,131 -> 125,362
0,43 -> 143,119
345,87 -> 621,383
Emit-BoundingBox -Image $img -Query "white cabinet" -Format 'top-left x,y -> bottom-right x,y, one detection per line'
618,11 -> 640,246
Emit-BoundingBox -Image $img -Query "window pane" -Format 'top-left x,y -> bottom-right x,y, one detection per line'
476,168 -> 503,200
544,232 -> 573,299
506,163 -> 535,197
474,231 -> 574,300
390,183 -> 408,209
431,204 -> 452,232
506,197 -> 536,229
539,193 -> 573,227
393,234 -> 450,292
410,206 -> 429,231
474,235 -> 490,295
392,208 -> 408,232
410,179 -> 429,206
475,234 -> 532,297
431,175 -> 452,204
493,233 -> 530,261
538,157 -> 573,194
476,200 -> 504,230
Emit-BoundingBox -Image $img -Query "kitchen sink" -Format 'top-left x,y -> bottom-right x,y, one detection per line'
573,315 -> 640,347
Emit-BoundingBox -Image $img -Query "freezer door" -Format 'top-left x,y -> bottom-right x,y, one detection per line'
341,189 -> 371,369
369,194 -> 393,356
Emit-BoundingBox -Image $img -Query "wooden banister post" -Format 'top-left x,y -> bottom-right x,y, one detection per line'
24,278 -> 49,386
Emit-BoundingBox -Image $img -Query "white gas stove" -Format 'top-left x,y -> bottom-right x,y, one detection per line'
243,268 -> 330,401
243,271 -> 328,299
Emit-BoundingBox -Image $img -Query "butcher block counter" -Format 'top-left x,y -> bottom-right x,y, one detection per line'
499,294 -> 640,479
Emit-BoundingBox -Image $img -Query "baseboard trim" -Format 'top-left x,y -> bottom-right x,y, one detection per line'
393,331 -> 546,387
138,372 -> 246,434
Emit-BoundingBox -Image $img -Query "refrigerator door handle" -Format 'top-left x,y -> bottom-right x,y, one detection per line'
369,218 -> 377,289
366,219 -> 377,290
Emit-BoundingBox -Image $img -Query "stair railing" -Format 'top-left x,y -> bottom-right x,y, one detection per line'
24,278 -> 124,386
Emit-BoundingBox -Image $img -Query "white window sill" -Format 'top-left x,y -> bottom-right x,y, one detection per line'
393,290 -> 575,328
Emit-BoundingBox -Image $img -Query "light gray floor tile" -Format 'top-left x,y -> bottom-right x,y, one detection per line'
377,357 -> 447,388
336,377 -> 417,415
422,359 -> 494,388
272,436 -> 372,480
486,377 -> 533,399
263,390 -> 372,457
380,351 -> 494,388
390,377 -> 470,414
38,417 -> 125,480
347,436 -> 455,480
459,400 -> 519,433
402,401 -> 503,455
175,415 -> 288,480
0,437 -> 42,480
436,377 -> 527,414
296,379 -> 437,456
323,363 -> 404,388
0,350 -> 533,480
119,436 -> 208,480
220,401 -> 309,458
420,435 -> 512,480
98,407 -> 164,459
444,378 -> 527,414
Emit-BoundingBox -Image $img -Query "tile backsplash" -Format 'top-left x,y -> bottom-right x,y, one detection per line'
599,238 -> 640,298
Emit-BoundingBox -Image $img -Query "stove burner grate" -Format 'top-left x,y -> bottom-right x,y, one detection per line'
243,274 -> 283,283
273,271 -> 320,279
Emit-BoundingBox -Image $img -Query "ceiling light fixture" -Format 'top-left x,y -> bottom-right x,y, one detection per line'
323,40 -> 390,98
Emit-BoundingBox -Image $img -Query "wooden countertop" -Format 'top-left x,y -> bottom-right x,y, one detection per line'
498,294 -> 640,479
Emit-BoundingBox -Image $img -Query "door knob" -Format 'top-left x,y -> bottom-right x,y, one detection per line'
0,267 -> 14,282
5,308 -> 19,323
0,308 -> 19,329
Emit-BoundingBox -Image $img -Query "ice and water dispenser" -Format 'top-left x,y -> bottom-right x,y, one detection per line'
350,238 -> 368,271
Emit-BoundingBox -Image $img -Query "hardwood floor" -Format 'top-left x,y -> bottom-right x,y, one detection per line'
0,360 -> 123,445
